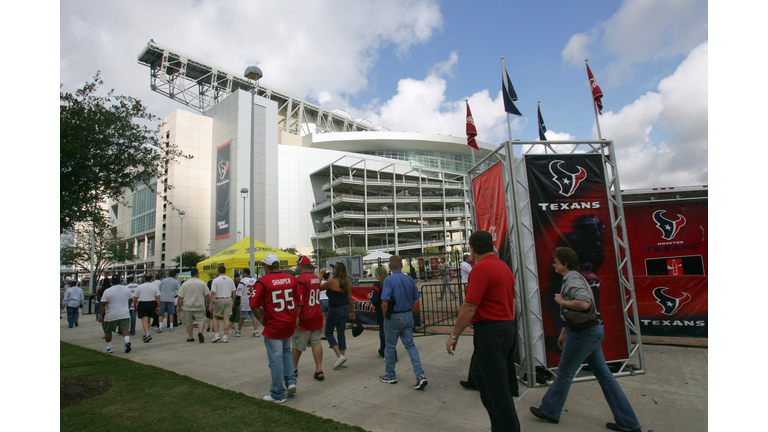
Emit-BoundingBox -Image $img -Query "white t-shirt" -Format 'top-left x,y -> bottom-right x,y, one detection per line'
101,285 -> 132,321
134,282 -> 160,302
236,276 -> 257,311
319,279 -> 329,301
211,275 -> 236,299
177,278 -> 211,311
461,261 -> 473,284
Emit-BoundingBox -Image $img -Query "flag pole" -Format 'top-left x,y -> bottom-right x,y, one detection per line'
501,57 -> 514,145
466,99 -> 476,168
586,59 -> 603,140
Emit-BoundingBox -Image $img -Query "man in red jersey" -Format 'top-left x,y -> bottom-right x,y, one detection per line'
250,253 -> 298,403
446,230 -> 520,432
291,256 -> 325,381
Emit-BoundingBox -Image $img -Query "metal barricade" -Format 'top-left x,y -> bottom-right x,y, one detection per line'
417,282 -> 465,335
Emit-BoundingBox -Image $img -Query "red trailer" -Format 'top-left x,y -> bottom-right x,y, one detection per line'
622,186 -> 708,338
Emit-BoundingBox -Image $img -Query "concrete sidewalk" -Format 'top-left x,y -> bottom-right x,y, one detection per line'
60,316 -> 707,431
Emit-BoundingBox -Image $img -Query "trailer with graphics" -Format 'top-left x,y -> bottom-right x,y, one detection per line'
621,186 -> 708,339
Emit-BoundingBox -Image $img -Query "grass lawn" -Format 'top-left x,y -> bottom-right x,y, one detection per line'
60,342 -> 366,432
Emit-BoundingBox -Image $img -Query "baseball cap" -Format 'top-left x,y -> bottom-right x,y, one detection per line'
110,274 -> 121,284
262,253 -> 280,266
296,255 -> 313,266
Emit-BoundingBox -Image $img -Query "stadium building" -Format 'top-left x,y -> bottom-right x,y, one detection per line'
108,41 -> 495,271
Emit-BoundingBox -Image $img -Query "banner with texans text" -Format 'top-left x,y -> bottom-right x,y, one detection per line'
471,161 -> 511,263
215,141 -> 232,239
630,276 -> 707,337
524,154 -> 629,367
623,201 -> 708,277
349,286 -> 421,327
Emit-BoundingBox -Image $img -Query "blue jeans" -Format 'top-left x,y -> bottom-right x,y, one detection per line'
129,309 -> 137,335
325,305 -> 349,350
540,325 -> 641,431
66,306 -> 80,327
263,336 -> 296,401
94,301 -> 100,320
383,312 -> 424,380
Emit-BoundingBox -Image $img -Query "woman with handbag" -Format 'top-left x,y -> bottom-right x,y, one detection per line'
530,247 -> 642,432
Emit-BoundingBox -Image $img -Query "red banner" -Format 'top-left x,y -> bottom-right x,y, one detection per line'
524,154 -> 628,366
630,276 -> 707,337
472,161 -> 510,259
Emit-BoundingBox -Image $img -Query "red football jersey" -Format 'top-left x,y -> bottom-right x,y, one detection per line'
465,254 -> 516,324
295,272 -> 323,331
250,272 -> 297,339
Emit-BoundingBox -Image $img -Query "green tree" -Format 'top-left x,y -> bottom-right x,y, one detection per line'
281,247 -> 299,256
423,246 -> 440,256
60,220 -> 137,293
171,251 -> 209,270
60,72 -> 191,233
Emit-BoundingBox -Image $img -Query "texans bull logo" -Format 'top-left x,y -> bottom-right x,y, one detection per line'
652,287 -> 692,316
549,160 -> 587,197
218,160 -> 230,179
652,210 -> 686,240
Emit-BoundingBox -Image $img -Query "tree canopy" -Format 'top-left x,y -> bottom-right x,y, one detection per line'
60,72 -> 191,233
171,251 -> 209,270
60,220 -> 137,286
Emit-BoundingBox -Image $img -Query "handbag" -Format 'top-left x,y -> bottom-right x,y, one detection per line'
561,273 -> 600,331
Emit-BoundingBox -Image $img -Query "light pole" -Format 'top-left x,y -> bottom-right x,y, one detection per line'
382,206 -> 388,253
179,210 -> 185,271
347,232 -> 352,256
241,188 -> 248,239
314,220 -> 321,269
244,66 -> 263,277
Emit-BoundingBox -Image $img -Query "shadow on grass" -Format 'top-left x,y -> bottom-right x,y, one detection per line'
60,342 -> 366,431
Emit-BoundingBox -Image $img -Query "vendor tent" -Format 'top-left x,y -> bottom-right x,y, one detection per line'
363,250 -> 392,262
196,237 -> 300,282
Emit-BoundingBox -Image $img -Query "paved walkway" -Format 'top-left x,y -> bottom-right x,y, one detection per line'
60,315 -> 707,431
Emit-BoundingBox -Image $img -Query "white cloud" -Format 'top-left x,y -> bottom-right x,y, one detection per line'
60,0 -> 443,115
354,52 -> 522,144
598,42 -> 708,188
562,32 -> 596,67
561,0 -> 707,85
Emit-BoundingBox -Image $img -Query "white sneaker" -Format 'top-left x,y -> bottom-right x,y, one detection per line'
169,327 -> 174,332
103,347 -> 114,354
234,330 -> 241,337
287,384 -> 297,395
252,331 -> 261,337
223,336 -> 228,343
212,335 -> 221,343
263,395 -> 285,404
333,355 -> 347,369
157,327 -> 163,333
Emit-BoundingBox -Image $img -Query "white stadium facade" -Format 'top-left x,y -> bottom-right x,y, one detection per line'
108,41 -> 495,272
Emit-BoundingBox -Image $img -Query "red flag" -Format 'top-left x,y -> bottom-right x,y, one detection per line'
466,103 -> 479,151
586,63 -> 603,115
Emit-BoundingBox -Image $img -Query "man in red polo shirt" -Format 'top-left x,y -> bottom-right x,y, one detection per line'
291,256 -> 325,381
446,230 -> 520,432
251,254 -> 298,403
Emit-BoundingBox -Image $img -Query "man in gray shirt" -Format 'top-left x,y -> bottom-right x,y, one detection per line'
437,258 -> 458,301
63,281 -> 84,328
157,270 -> 181,332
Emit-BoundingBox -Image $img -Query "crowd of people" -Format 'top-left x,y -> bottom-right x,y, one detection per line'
65,229 -> 642,432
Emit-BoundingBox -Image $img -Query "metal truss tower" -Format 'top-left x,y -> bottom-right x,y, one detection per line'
137,40 -> 384,136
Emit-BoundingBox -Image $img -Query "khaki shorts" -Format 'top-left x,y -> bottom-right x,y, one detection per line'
102,318 -> 130,334
291,328 -> 323,352
182,309 -> 206,326
213,298 -> 233,317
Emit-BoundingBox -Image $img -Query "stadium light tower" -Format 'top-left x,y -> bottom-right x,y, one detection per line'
244,66 -> 263,277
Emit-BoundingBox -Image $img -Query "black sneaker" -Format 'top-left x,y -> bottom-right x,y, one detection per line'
414,375 -> 428,390
124,342 -> 132,353
379,375 -> 397,384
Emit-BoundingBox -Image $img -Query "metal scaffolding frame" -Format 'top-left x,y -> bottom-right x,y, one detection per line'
137,40 -> 385,136
467,140 -> 645,388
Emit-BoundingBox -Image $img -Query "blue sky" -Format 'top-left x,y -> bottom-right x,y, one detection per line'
57,0 -> 707,189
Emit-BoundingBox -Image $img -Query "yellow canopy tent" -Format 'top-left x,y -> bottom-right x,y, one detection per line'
196,237 -> 300,282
